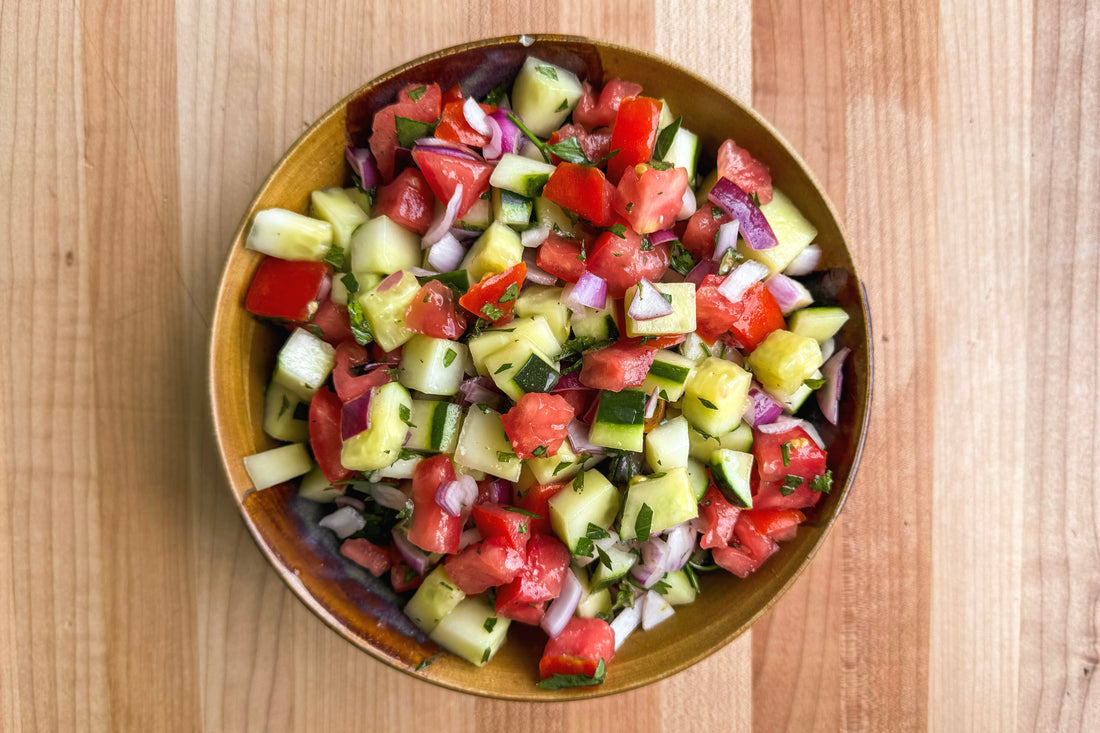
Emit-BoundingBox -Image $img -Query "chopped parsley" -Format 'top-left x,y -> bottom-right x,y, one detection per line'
480,302 -> 505,320
574,537 -> 594,557
537,658 -> 606,690
635,503 -> 654,542
305,324 -> 324,339
698,397 -> 718,410
811,470 -> 834,494
572,473 -> 585,492
781,441 -> 791,467
648,159 -> 674,171
653,116 -> 682,161
493,362 -> 513,374
803,376 -> 826,390
607,223 -> 627,239
406,85 -> 426,102
324,244 -> 347,270
498,283 -> 519,303
496,450 -> 516,462
346,298 -> 374,345
277,394 -> 291,419
394,116 -> 436,148
443,348 -> 457,367
531,445 -> 548,458
483,617 -> 497,633
586,523 -> 610,540
669,240 -> 694,276
341,271 -> 360,295
555,98 -> 569,112
595,544 -> 612,570
552,461 -> 571,476
503,506 -> 542,518
780,475 -> 803,496
536,64 -> 558,81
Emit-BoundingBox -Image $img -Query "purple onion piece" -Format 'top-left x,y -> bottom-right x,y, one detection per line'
567,418 -> 605,455
334,494 -> 366,511
610,601 -> 642,651
462,96 -> 492,136
708,177 -> 778,250
422,183 -> 464,248
411,138 -> 482,160
391,529 -> 432,575
677,186 -> 697,220
435,474 -> 478,517
480,478 -> 512,505
522,246 -> 558,285
712,219 -> 741,261
369,483 -> 410,511
459,376 -> 504,410
685,257 -> 719,287
764,272 -> 814,315
345,146 -> 379,189
663,523 -> 696,572
340,390 -> 373,440
644,387 -> 660,419
564,271 -> 608,311
717,260 -> 769,304
784,243 -> 822,276
376,271 -> 403,292
743,385 -> 784,428
426,233 -> 466,272
489,109 -> 521,155
817,347 -> 851,425
540,570 -> 582,638
648,228 -> 677,246
458,527 -> 482,551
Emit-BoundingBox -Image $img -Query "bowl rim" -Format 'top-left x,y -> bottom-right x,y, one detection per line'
208,32 -> 873,700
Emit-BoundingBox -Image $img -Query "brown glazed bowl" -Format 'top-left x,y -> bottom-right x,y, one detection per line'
209,34 -> 872,701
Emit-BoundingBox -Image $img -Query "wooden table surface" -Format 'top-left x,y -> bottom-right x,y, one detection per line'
2,0 -> 1097,730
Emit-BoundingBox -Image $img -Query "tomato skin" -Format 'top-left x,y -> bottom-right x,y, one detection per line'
390,563 -> 424,593
741,508 -> 806,539
443,535 -> 526,595
539,617 -> 616,680
309,299 -> 353,345
332,341 -> 392,402
501,393 -> 575,459
535,233 -> 587,282
612,164 -> 689,235
308,386 -> 354,483
549,124 -> 612,164
698,484 -> 741,550
407,455 -> 462,555
512,482 -> 564,536
753,426 -> 827,483
339,538 -> 392,577
495,534 -> 571,624
373,167 -> 437,235
411,148 -> 493,219
585,227 -> 670,298
579,341 -> 657,392
370,82 -> 443,182
682,204 -> 732,260
458,263 -> 526,324
752,474 -> 824,511
245,258 -> 330,321
717,139 -> 773,205
606,96 -> 662,183
404,279 -> 467,339
471,503 -> 532,552
541,162 -> 617,226
434,99 -> 495,148
573,78 -> 644,130
695,279 -> 785,349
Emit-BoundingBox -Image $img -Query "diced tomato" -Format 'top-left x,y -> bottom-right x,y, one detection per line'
741,508 -> 806,540
435,99 -> 496,148
370,342 -> 403,365
579,341 -> 657,391
372,167 -> 437,235
585,227 -> 670,298
753,426 -> 828,483
717,139 -> 773,205
340,538 -> 392,577
404,279 -> 467,339
613,164 -> 689,235
407,455 -> 461,554
500,393 -> 575,459
475,478 -> 512,506
308,385 -> 353,483
541,162 -> 617,226
698,484 -> 741,550
308,299 -> 353,345
536,233 -> 587,283
245,258 -> 330,321
712,545 -> 760,578
443,535 -> 526,595
682,204 -> 731,260
549,124 -> 611,164
573,78 -> 644,130
621,333 -> 686,351
458,263 -> 526,324
752,474 -> 824,511
370,82 -> 443,182
440,84 -> 464,106
332,341 -> 392,402
512,481 -> 564,536
695,278 -> 785,349
495,534 -> 571,624
553,386 -> 597,418
606,96 -> 662,183
471,502 -> 532,552
411,147 -> 492,219
713,510 -> 780,578
390,563 -> 424,593
539,617 -> 616,681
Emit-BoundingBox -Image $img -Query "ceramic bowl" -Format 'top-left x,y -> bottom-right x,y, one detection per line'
209,34 -> 872,701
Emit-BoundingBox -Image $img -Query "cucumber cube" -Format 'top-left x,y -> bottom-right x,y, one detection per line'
682,357 -> 751,436
569,295 -> 618,341
429,597 -> 511,667
590,538 -> 638,590
709,449 -> 754,508
645,416 -> 690,472
663,126 -> 700,181
310,187 -> 369,251
242,442 -> 312,490
343,187 -> 373,214
460,221 -> 523,282
619,467 -> 698,541
272,328 -> 336,400
340,381 -> 414,471
573,567 -> 612,619
687,422 -> 755,463
349,215 -> 422,275
737,188 -> 819,274
661,569 -> 697,605
788,306 -> 850,344
624,282 -> 696,337
488,153 -> 558,199
398,336 -> 468,396
515,285 -> 570,343
406,400 -> 463,454
262,380 -> 310,443
456,194 -> 492,231
548,469 -> 621,554
745,329 -> 824,396
297,465 -> 342,503
375,452 -> 422,480
491,187 -> 533,229
245,208 -> 333,261
404,565 -> 466,634
453,406 -> 522,481
484,341 -> 559,401
684,458 -> 709,502
510,57 -> 583,137
358,269 -> 421,352
527,440 -> 586,484
589,389 -> 646,452
641,349 -> 696,402
535,196 -> 578,238
468,316 -> 563,375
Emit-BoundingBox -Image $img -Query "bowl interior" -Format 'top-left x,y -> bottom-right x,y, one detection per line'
209,34 -> 872,701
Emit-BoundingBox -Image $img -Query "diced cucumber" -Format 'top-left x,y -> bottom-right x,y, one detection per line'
358,269 -> 421,352
788,306 -> 850,344
515,285 -> 570,343
488,153 -> 557,199
589,389 -> 646,453
456,195 -> 492,231
492,187 -> 533,230
709,448 -> 754,508
460,221 -> 523,283
679,331 -> 717,363
767,368 -> 822,414
619,467 -> 698,541
641,349 -> 696,402
375,452 -> 422,480
484,341 -> 560,401
245,208 -> 333,261
682,357 -> 751,436
350,215 -> 421,276
404,565 -> 466,633
406,400 -> 463,453
656,98 -> 676,129
662,126 -> 700,182
527,440 -> 586,484
624,281 -> 696,337
242,442 -> 312,490
688,422 -> 755,464
340,381 -> 414,471
330,274 -> 350,305
590,539 -> 637,590
684,458 -> 709,502
745,329 -> 824,396
534,196 -> 577,238
453,406 -> 522,481
332,272 -> 380,306
398,336 -> 468,396
468,316 -> 564,375
645,416 -> 690,472
737,188 -> 819,274
310,187 -> 369,252
661,569 -> 697,606
262,380 -> 309,442
570,295 -> 619,341
510,56 -> 583,137
297,464 -> 342,503
343,186 -> 373,213
429,596 -> 511,667
573,567 -> 612,618
272,328 -> 336,400
518,138 -> 548,162
548,469 -> 621,554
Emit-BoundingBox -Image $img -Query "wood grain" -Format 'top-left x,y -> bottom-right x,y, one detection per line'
3,0 -> 1099,730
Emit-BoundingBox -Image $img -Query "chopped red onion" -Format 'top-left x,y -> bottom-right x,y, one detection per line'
521,246 -> 558,285
541,570 -> 582,638
344,146 -> 379,189
663,523 -> 696,571
563,271 -> 608,312
817,347 -> 850,425
644,387 -> 660,419
717,260 -> 770,304
426,232 -> 466,272
319,506 -> 366,539
641,590 -> 675,630
422,183 -> 464,247
391,529 -> 432,575
482,115 -> 504,160
377,271 -> 403,292
462,96 -> 492,136
411,138 -> 482,160
648,229 -> 676,246
458,527 -> 482,551
610,601 -> 642,651
627,278 -> 674,320
369,483 -> 410,511
685,257 -> 719,286
521,225 -> 551,248
784,244 -> 823,276
490,110 -> 521,155
480,479 -> 512,505
708,177 -> 778,250
743,385 -> 784,428
334,494 -> 365,511
677,185 -> 697,221
435,475 -> 478,516
712,219 -> 741,261
340,390 -> 373,440
551,372 -> 584,392
630,537 -> 670,589
567,418 -> 605,455
407,266 -> 437,277
459,376 -> 504,409
765,272 -> 814,315
758,416 -> 826,449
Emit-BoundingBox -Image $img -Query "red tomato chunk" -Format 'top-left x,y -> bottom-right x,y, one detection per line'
539,617 -> 616,681
501,393 -> 575,459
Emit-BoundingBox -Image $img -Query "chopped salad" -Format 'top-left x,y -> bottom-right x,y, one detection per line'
240,54 -> 852,690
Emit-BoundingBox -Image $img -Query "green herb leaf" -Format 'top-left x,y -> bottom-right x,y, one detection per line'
546,135 -> 590,165
608,223 -> 627,239
443,348 -> 457,367
395,116 -> 436,149
781,441 -> 791,467
480,302 -> 505,321
669,240 -> 694,276
305,324 -> 324,339
398,448 -> 418,461
811,470 -> 834,494
652,578 -> 672,595
483,617 -> 497,633
278,394 -> 291,419
493,362 -> 513,375
625,201 -> 634,213
635,503 -> 654,542
536,64 -> 559,80
481,647 -> 491,664
653,117 -> 682,161
595,544 -> 613,570
552,461 -> 570,476
324,244 -> 347,270
407,85 -> 426,102
649,160 -> 674,171
555,98 -> 569,112
497,450 -> 516,462
503,506 -> 542,518
572,473 -> 585,492
574,537 -> 594,557
531,445 -> 548,458
498,283 -> 519,303
506,112 -> 552,163
483,85 -> 507,106
585,523 -> 611,540
684,562 -> 701,593
698,397 -> 718,410
750,190 -> 762,207
346,298 -> 374,345
341,271 -> 360,295
537,658 -> 607,690
803,376 -> 826,390
780,475 -> 803,496
399,404 -> 413,425
639,235 -> 652,251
